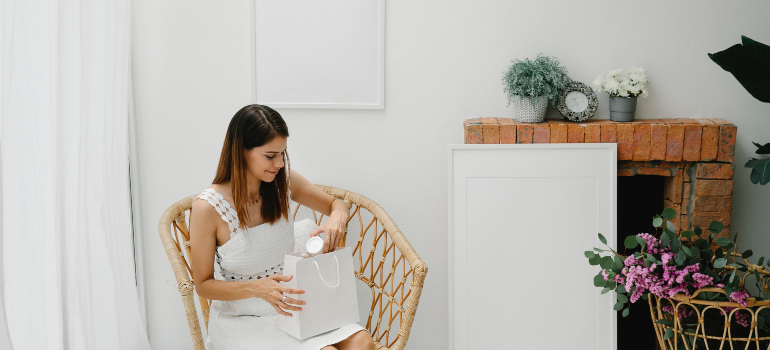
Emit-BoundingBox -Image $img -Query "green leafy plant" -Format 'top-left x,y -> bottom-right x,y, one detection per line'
709,36 -> 770,184
587,208 -> 770,349
501,54 -> 571,107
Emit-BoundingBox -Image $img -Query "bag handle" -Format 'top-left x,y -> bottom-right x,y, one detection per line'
312,255 -> 340,288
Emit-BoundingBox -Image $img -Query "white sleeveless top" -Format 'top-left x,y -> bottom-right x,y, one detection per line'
196,188 -> 365,350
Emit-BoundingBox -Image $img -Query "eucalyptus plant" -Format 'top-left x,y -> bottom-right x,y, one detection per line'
709,36 -> 770,184
502,54 -> 571,108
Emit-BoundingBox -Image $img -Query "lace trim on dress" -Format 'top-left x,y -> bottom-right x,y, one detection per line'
216,250 -> 284,281
198,188 -> 241,239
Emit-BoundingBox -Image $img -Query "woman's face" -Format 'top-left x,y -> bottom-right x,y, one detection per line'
245,136 -> 287,183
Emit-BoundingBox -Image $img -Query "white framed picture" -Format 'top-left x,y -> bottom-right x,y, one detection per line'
448,144 -> 617,350
252,0 -> 385,109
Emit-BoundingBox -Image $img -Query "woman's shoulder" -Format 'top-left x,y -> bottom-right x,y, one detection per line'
192,185 -> 232,219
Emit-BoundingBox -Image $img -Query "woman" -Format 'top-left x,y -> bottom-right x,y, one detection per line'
189,104 -> 373,350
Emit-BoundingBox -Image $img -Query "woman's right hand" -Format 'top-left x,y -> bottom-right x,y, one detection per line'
251,274 -> 306,316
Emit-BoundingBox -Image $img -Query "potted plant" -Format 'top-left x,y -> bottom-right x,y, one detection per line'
592,67 -> 650,122
708,36 -> 770,184
586,208 -> 770,349
502,54 -> 571,123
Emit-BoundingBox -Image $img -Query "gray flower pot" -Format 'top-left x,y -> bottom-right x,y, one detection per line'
609,96 -> 638,122
512,95 -> 548,123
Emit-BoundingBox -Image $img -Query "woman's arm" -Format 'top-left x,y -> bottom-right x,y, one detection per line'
189,198 -> 305,315
289,170 -> 350,252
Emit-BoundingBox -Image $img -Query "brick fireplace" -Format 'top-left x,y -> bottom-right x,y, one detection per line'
463,118 -> 737,239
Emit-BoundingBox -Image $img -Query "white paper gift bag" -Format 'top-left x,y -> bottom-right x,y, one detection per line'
277,247 -> 360,340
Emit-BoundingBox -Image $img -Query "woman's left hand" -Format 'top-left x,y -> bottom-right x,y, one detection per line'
309,213 -> 346,253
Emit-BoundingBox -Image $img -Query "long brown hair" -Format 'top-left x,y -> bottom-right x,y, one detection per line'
213,104 -> 290,227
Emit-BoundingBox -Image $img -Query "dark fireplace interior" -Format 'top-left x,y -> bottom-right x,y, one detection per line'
617,175 -> 665,350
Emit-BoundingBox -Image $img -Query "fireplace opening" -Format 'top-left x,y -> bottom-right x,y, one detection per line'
617,175 -> 665,350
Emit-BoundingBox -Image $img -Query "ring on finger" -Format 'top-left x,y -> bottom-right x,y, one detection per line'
282,294 -> 286,303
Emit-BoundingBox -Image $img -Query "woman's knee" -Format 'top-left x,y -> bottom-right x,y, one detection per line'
336,330 -> 374,350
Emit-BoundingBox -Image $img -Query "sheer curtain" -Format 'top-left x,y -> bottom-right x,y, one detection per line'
0,1 -> 151,349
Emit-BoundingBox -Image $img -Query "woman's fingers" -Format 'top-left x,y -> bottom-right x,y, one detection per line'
278,299 -> 303,312
271,303 -> 293,317
309,226 -> 324,238
283,296 -> 306,306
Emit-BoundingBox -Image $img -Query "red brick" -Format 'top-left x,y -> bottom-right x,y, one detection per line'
695,163 -> 734,179
637,167 -> 673,176
659,119 -> 682,124
517,124 -> 534,144
697,119 -> 719,161
717,124 -> 737,163
585,123 -> 601,143
464,119 -> 482,144
633,124 -> 651,161
600,124 -> 617,143
664,169 -> 684,203
664,199 -> 682,230
681,215 -> 691,230
691,211 -> 731,228
665,125 -> 685,162
617,168 -> 635,176
683,165 -> 694,182
694,179 -> 734,196
498,118 -> 517,144
568,124 -> 585,143
692,195 -> 732,212
617,124 -> 634,160
650,123 -> 668,160
480,117 -> 500,144
533,123 -> 551,143
548,120 -> 567,143
682,124 -> 703,162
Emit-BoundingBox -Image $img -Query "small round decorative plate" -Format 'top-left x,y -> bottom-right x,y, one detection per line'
557,82 -> 598,122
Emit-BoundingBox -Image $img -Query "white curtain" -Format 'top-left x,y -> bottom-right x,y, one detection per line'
0,0 -> 151,349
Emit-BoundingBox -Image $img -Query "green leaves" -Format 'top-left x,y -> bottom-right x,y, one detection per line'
661,208 -> 677,220
675,250 -> 687,266
585,251 -> 595,258
624,236 -> 639,249
594,274 -> 606,287
716,237 -> 732,247
708,221 -> 724,233
681,230 -> 696,239
655,319 -> 674,327
746,157 -> 770,185
613,302 -> 624,311
708,36 -> 770,103
598,233 -> 607,245
741,249 -> 753,259
635,236 -> 647,249
622,308 -> 630,317
669,237 -> 682,253
714,258 -> 727,269
652,217 -> 663,227
600,256 -> 614,270
616,293 -> 628,303
663,328 -> 674,340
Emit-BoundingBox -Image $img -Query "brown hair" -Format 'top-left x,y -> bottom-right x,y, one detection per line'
213,104 -> 290,227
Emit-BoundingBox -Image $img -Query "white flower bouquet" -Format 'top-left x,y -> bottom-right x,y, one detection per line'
592,67 -> 650,98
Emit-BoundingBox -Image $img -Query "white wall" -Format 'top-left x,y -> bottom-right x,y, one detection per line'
132,1 -> 770,349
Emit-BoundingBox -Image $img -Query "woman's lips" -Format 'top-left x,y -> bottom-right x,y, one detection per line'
267,170 -> 278,175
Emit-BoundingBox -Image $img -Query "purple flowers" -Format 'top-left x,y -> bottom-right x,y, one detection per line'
601,233 -> 744,305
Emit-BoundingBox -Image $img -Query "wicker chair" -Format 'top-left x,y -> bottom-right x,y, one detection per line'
158,185 -> 428,350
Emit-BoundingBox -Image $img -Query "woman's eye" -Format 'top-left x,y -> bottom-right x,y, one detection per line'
267,156 -> 275,160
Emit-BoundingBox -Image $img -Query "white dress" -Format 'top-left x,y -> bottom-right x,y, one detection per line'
197,188 -> 365,350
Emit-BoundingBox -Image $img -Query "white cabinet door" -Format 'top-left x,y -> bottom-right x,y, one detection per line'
448,144 -> 617,350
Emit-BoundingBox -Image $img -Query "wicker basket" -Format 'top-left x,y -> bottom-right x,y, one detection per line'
158,185 -> 428,350
512,95 -> 548,123
648,256 -> 770,350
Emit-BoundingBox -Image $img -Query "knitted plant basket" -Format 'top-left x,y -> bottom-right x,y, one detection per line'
647,259 -> 770,350
512,95 -> 548,123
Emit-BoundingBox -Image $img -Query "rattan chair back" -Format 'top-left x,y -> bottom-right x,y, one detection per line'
158,185 -> 427,350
